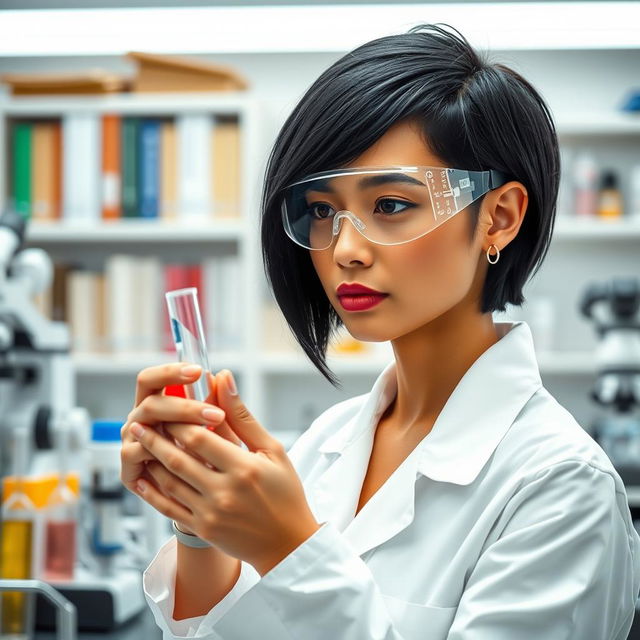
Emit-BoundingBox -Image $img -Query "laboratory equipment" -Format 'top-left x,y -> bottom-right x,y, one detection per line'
1,428 -> 36,639
579,277 -> 640,469
165,287 -> 211,402
43,423 -> 79,582
0,208 -> 145,633
88,421 -> 124,567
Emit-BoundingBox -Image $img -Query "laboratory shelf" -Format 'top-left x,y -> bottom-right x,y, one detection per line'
256,350 -> 595,377
25,219 -> 245,243
21,215 -> 640,246
554,111 -> 640,136
552,217 -> 640,240
72,350 -> 245,375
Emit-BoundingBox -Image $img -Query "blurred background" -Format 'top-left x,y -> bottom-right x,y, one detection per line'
0,1 -> 639,638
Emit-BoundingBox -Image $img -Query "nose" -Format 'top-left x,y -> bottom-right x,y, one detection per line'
331,210 -> 372,263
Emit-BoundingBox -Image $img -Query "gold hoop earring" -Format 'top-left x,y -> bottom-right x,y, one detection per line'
486,244 -> 500,265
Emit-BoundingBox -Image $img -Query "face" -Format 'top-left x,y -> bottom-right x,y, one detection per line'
309,118 -> 495,344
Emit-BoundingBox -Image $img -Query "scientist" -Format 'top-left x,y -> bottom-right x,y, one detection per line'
120,23 -> 640,639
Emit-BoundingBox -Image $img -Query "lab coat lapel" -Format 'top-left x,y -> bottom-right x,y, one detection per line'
311,359 -> 412,555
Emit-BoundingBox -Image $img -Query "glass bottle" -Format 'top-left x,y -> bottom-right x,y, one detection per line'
0,428 -> 36,639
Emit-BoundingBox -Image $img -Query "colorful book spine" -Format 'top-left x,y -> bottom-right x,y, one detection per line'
160,119 -> 177,221
32,121 -> 58,221
212,116 -> 241,219
138,118 -> 160,219
12,121 -> 32,219
121,117 -> 140,217
101,114 -> 121,220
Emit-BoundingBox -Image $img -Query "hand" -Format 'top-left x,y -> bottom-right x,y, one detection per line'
131,369 -> 322,577
120,363 -> 242,534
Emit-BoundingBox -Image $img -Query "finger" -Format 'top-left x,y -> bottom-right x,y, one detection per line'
138,419 -> 245,473
131,422 -> 221,493
145,460 -> 203,511
129,393 -> 226,432
216,369 -> 281,454
135,474 -> 195,529
134,362 -> 205,407
120,439 -> 157,492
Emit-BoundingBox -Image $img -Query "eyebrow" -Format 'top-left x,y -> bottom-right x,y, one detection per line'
305,173 -> 425,194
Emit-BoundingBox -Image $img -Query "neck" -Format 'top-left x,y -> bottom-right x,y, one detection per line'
384,304 -> 500,438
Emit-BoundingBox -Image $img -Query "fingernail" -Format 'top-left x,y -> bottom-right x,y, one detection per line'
136,479 -> 147,493
226,371 -> 237,395
202,407 -> 225,422
131,422 -> 145,438
181,364 -> 202,378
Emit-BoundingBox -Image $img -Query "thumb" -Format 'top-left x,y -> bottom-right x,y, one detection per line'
217,369 -> 275,453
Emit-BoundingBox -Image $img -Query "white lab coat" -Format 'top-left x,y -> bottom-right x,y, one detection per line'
143,320 -> 640,639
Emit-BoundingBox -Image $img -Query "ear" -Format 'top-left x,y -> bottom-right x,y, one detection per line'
482,181 -> 529,252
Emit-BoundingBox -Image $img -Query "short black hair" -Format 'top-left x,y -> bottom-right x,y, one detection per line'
260,23 -> 560,388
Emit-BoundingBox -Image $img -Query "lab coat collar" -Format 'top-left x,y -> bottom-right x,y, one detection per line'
312,321 -> 543,557
317,320 -> 543,485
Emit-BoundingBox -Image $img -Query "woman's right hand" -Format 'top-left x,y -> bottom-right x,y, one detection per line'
120,363 -> 243,532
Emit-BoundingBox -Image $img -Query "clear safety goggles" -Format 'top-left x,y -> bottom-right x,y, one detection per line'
280,165 -> 509,250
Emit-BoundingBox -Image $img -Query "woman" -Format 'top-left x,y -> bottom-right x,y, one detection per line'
120,23 -> 640,639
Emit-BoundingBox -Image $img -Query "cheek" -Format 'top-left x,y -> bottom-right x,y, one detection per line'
395,222 -> 477,306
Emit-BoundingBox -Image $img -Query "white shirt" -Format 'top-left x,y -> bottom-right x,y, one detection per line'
143,320 -> 640,639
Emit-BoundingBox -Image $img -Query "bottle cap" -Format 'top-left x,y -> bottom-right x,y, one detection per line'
600,169 -> 618,190
91,420 -> 123,442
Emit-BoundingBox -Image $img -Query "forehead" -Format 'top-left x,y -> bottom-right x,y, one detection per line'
341,119 -> 443,169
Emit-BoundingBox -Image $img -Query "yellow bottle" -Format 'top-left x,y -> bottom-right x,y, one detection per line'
597,170 -> 623,219
1,477 -> 36,637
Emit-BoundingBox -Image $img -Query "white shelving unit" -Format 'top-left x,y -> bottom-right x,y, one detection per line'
2,93 -> 639,449
1,91 -> 271,425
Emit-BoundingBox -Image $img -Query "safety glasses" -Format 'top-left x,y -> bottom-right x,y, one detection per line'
280,165 -> 509,250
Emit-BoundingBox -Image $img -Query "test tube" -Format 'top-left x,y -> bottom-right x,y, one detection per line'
165,287 -> 211,402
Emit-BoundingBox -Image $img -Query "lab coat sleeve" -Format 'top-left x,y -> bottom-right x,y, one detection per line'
142,535 -> 262,639
447,459 -> 640,640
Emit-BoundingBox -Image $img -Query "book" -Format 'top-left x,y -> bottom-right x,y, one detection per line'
133,256 -> 163,352
101,114 -> 121,220
160,119 -> 177,221
11,121 -> 32,219
138,118 -> 161,219
31,121 -> 61,221
121,117 -> 140,218
176,113 -> 212,220
105,254 -> 138,353
62,113 -> 100,222
212,116 -> 241,219
126,51 -> 248,93
67,269 -> 103,352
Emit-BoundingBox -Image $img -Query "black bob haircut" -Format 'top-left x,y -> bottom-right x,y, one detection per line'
260,23 -> 560,389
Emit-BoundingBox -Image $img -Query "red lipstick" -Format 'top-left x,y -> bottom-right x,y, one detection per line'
336,282 -> 389,311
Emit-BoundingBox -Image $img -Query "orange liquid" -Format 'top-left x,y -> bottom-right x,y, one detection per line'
0,519 -> 33,635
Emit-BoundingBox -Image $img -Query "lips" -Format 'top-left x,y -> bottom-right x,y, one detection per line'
336,283 -> 389,312
336,282 -> 387,296
338,293 -> 388,312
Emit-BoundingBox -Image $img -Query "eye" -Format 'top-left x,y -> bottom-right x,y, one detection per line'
306,202 -> 335,220
375,199 -> 415,215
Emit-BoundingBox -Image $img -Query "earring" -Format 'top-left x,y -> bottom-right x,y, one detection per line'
486,244 -> 500,264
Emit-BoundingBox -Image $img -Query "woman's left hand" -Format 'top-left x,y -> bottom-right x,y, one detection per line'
131,369 -> 322,577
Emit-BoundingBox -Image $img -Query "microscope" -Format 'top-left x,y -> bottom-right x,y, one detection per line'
0,209 -> 146,631
579,277 -> 640,479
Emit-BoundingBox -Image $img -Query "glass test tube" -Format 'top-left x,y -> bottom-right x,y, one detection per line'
165,287 -> 211,402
